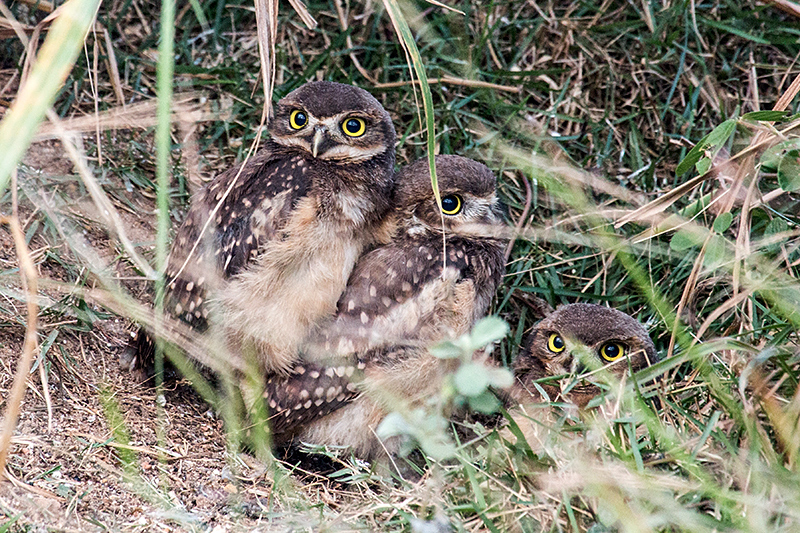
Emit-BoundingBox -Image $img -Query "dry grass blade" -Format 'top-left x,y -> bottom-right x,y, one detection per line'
667,231 -> 714,358
100,24 -> 125,106
375,75 -> 521,93
254,0 -> 278,121
0,12 -> 33,39
33,92 -> 221,139
286,0 -> 317,29
43,108 -> 159,280
422,0 -> 464,15
505,173 -> 532,261
694,290 -> 753,341
0,212 -> 39,478
10,0 -> 53,12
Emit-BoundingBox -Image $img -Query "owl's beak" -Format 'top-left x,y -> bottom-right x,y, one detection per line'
312,127 -> 325,158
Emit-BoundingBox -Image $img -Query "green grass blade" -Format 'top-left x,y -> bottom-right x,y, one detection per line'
381,0 -> 439,203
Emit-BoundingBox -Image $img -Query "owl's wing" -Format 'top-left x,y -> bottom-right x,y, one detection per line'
131,148 -> 312,373
264,359 -> 364,439
164,149 -> 311,329
264,344 -> 420,439
320,236 -> 504,354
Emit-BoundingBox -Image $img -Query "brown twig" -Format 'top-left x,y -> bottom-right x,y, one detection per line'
375,75 -> 522,93
0,209 -> 39,478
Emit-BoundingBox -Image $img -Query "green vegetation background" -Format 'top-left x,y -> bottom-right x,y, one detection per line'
1,0 -> 800,530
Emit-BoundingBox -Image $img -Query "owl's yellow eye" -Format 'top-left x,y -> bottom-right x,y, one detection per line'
440,194 -> 462,215
600,342 -> 625,362
342,117 -> 366,137
547,333 -> 565,353
289,110 -> 308,130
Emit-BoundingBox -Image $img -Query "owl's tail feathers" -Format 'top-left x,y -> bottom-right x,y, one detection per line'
264,359 -> 365,443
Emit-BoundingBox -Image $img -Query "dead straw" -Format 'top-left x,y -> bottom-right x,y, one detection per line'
0,207 -> 39,479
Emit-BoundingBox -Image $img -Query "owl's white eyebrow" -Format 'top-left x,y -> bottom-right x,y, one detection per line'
318,113 -> 370,128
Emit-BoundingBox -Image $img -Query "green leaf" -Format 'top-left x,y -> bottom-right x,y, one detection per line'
31,329 -> 60,373
760,139 -> 800,171
55,483 -> 75,499
676,119 -> 736,176
429,340 -> 464,359
703,235 -> 727,271
470,316 -> 509,349
695,157 -> 712,175
670,227 -> 701,252
487,366 -> 515,389
468,391 -> 502,414
777,150 -> 800,192
376,412 -> 410,438
742,110 -> 789,122
377,410 -> 455,460
766,218 -> 789,237
713,212 -> 733,233
454,363 -> 491,397
675,144 -> 706,177
765,219 -> 790,253
704,118 -> 737,148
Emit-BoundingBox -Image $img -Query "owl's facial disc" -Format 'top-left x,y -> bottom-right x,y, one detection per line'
276,110 -> 387,163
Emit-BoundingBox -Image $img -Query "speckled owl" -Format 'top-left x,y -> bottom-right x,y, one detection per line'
128,81 -> 396,378
262,155 -> 508,462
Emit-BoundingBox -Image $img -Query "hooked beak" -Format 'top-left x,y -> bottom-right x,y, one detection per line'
312,127 -> 325,158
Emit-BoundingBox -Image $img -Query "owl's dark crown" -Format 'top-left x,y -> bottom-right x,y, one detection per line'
395,155 -> 505,232
279,81 -> 387,118
538,303 -> 652,347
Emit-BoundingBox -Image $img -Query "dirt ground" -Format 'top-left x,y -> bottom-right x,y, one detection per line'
0,141 -> 379,532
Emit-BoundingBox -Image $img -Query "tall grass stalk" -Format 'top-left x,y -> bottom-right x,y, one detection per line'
153,0 -> 176,485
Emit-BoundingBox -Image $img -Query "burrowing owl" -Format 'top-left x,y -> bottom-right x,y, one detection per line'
511,303 -> 658,408
129,81 -> 396,378
262,155 -> 507,461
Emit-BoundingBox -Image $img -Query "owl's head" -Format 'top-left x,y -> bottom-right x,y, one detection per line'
513,303 -> 657,408
394,155 -> 505,233
270,81 -> 396,166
